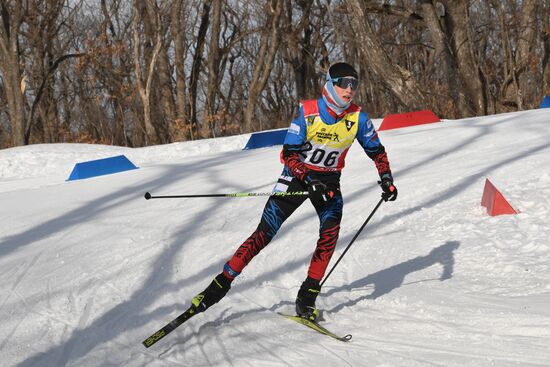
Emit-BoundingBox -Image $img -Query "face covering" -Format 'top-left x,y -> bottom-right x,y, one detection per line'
322,78 -> 351,115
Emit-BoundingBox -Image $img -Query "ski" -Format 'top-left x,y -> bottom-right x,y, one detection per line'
279,313 -> 352,342
143,301 -> 351,347
142,305 -> 198,348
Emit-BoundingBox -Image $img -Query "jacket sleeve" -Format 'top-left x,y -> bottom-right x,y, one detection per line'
356,112 -> 392,178
281,105 -> 310,182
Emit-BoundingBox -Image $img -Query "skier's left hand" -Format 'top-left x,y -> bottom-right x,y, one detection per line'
379,174 -> 397,202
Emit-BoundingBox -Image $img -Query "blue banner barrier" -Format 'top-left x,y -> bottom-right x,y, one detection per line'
540,96 -> 550,108
243,129 -> 288,150
67,155 -> 138,181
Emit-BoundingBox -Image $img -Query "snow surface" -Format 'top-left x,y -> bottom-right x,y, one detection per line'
1,109 -> 550,367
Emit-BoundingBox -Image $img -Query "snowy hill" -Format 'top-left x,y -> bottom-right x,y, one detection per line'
1,109 -> 550,366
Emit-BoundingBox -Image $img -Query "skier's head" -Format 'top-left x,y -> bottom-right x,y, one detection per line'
323,62 -> 359,113
326,62 -> 359,85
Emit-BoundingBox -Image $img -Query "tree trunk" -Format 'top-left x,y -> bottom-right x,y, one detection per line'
515,0 -> 537,108
189,0 -> 212,134
132,0 -> 162,145
244,0 -> 283,132
0,1 -> 26,146
281,1 -> 316,100
420,1 -> 463,117
543,2 -> 550,95
171,0 -> 190,140
345,0 -> 431,112
444,0 -> 487,115
157,46 -> 176,143
498,0 -> 537,109
206,0 -> 222,137
100,0 -> 128,146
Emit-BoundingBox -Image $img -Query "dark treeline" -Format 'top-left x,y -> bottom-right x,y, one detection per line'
0,0 -> 548,148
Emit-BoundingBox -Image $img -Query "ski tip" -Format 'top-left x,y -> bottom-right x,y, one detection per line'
279,312 -> 352,342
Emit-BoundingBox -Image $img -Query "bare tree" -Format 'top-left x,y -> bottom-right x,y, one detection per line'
188,0 -> 212,133
544,1 -> 550,95
171,0 -> 191,141
280,0 -> 319,100
496,0 -> 537,109
419,0 -> 487,117
244,0 -> 283,132
1,0 -> 549,149
443,0 -> 487,115
204,0 -> 222,138
23,1 -> 86,144
0,0 -> 27,146
345,0 -> 432,112
97,0 -> 132,146
132,0 -> 163,145
420,1 -> 463,117
154,27 -> 176,144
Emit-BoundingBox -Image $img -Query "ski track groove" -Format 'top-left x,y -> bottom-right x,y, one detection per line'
0,252 -> 43,314
358,334 -> 546,365
9,278 -> 98,367
195,325 -> 215,367
0,310 -> 26,352
54,281 -> 99,367
112,338 -> 189,367
317,342 -> 354,367
12,288 -> 74,329
226,318 -> 293,367
213,322 -> 235,367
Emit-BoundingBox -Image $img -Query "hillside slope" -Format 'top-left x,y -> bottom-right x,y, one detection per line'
1,109 -> 549,366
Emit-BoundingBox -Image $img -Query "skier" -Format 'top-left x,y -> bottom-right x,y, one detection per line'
191,62 -> 397,321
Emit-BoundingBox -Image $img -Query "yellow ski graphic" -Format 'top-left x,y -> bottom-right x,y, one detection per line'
279,313 -> 352,342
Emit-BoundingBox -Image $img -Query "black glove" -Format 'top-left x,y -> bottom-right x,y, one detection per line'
378,173 -> 397,202
307,178 -> 334,206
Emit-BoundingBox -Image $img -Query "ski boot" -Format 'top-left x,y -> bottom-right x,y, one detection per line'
295,277 -> 321,321
191,273 -> 232,313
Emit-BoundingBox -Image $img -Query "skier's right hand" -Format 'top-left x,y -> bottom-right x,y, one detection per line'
307,179 -> 334,206
282,146 -> 310,182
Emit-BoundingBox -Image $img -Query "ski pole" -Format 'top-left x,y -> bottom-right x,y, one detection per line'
144,191 -> 308,200
320,197 -> 384,287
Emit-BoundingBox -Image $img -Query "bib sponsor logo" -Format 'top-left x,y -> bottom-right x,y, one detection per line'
315,128 -> 340,142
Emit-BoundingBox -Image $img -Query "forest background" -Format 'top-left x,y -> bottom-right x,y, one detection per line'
0,0 -> 548,149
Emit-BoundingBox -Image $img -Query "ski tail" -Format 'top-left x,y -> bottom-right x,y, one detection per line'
142,306 -> 198,348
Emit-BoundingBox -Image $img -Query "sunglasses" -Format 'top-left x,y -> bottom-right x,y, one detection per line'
331,77 -> 359,90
